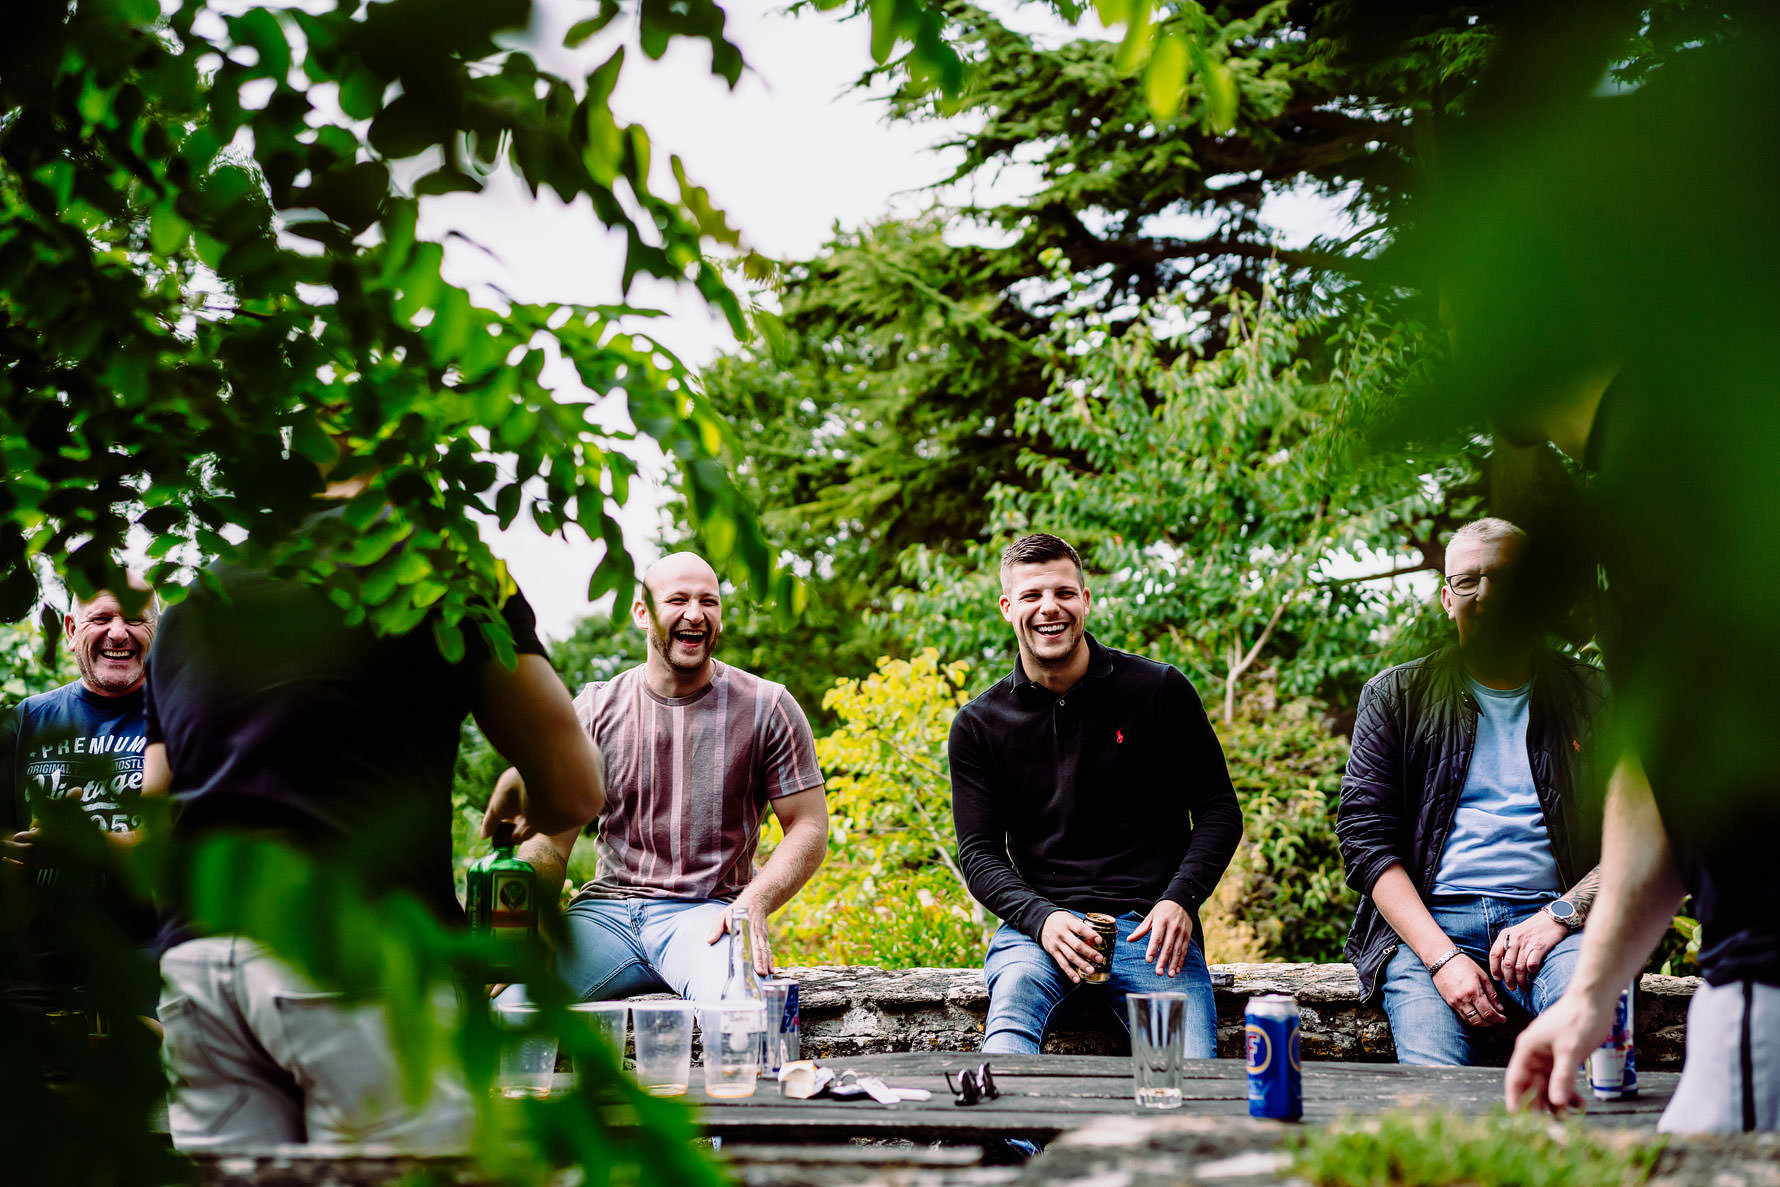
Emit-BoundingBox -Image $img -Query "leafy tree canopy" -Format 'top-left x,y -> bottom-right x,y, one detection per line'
0,0 -> 791,656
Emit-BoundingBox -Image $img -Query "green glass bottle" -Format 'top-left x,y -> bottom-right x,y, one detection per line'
466,819 -> 538,978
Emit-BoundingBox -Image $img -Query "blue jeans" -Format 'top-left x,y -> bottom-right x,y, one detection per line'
1381,894 -> 1583,1066
555,898 -> 733,1004
981,911 -> 1217,1058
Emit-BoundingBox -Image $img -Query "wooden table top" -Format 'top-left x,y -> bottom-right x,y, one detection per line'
667,1053 -> 1675,1144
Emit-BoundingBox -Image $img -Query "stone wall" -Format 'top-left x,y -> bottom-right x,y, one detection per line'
785,963 -> 1697,1071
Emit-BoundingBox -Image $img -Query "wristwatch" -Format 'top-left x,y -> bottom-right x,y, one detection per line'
1540,899 -> 1581,930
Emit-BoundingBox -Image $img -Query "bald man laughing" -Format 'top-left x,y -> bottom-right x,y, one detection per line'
492,553 -> 829,1001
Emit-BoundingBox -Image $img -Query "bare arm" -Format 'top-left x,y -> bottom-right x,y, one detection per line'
1508,755 -> 1686,1113
472,655 -> 604,837
483,764 -> 586,902
706,785 -> 829,974
143,742 -> 170,797
1373,862 -> 1506,1025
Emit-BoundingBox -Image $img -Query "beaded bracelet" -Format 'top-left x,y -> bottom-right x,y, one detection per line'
1424,945 -> 1464,977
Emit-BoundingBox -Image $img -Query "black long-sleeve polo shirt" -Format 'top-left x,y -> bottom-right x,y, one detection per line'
948,633 -> 1244,942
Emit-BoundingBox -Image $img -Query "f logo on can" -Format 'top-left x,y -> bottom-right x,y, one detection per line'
1245,1024 -> 1272,1074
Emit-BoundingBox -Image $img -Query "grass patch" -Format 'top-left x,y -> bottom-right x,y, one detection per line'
1290,1109 -> 1663,1187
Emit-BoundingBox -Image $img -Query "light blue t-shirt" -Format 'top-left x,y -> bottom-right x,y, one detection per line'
1432,678 -> 1562,898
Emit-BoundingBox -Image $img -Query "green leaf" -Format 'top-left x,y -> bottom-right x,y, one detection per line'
413,167 -> 482,196
565,13 -> 618,48
1204,60 -> 1239,132
431,617 -> 466,663
369,92 -> 448,159
338,70 -> 386,121
290,416 -> 338,465
1144,36 -> 1188,122
149,205 -> 190,254
229,8 -> 292,83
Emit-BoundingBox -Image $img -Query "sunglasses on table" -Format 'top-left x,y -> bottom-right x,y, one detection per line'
944,1062 -> 1000,1107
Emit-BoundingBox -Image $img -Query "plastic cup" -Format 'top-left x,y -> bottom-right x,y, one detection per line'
569,1002 -> 629,1080
494,1002 -> 558,1100
630,1002 -> 695,1097
1128,992 -> 1188,1109
700,1001 -> 767,1099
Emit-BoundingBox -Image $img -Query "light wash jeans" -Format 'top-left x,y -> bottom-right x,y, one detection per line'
981,911 -> 1217,1058
1381,894 -> 1582,1067
159,937 -> 470,1151
555,897 -> 734,1004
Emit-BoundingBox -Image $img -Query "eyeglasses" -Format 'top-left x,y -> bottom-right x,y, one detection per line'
1444,569 -> 1513,597
944,1062 -> 999,1107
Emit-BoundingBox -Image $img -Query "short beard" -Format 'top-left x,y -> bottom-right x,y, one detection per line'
649,621 -> 719,671
78,653 -> 141,696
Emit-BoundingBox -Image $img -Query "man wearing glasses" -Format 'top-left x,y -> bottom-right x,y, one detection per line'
1337,518 -> 1609,1065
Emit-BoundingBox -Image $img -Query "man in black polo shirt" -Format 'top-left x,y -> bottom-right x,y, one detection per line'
949,533 -> 1243,1057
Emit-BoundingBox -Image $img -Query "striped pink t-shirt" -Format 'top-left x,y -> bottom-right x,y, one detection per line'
569,662 -> 824,902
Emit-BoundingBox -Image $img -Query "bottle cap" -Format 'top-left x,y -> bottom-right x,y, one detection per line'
492,819 -> 516,848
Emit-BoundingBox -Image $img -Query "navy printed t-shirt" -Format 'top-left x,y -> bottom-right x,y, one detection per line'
2,681 -> 150,892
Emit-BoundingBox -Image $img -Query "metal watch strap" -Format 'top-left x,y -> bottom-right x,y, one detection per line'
1541,901 -> 1583,930
1424,945 -> 1463,976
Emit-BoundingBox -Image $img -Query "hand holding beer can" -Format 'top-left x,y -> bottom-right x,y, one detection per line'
1083,913 -> 1118,984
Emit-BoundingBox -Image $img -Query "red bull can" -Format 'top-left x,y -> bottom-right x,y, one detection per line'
1245,994 -> 1302,1120
1589,981 -> 1638,1100
761,978 -> 800,1075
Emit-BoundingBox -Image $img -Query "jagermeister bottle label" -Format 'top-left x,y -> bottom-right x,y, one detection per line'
489,869 -> 535,943
467,819 -> 539,969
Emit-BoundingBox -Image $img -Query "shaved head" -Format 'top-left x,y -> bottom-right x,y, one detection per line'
640,551 -> 719,601
633,552 -> 723,693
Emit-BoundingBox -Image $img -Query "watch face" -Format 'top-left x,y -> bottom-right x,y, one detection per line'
1548,900 -> 1576,921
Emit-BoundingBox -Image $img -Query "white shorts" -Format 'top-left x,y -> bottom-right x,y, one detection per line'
1660,978 -> 1780,1133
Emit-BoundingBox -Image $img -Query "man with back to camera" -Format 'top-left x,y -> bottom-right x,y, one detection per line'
1,578 -> 161,1016
1501,368 -> 1780,1132
492,551 -> 829,1003
142,468 -> 605,1151
1337,517 -> 1609,1066
948,533 -> 1243,1057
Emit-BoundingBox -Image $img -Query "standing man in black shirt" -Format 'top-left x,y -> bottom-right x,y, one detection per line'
949,533 -> 1243,1057
143,486 -> 605,1150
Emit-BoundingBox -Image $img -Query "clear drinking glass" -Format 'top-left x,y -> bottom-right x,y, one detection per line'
1127,992 -> 1188,1109
700,1001 -> 767,1098
569,1002 -> 628,1077
494,1002 -> 558,1100
629,1001 -> 695,1097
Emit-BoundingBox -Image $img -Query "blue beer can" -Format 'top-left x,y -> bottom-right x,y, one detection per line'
1245,994 -> 1302,1120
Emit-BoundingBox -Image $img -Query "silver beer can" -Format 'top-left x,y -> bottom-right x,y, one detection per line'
760,978 -> 800,1075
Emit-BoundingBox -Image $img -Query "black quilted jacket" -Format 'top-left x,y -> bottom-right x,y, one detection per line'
1337,646 -> 1609,1002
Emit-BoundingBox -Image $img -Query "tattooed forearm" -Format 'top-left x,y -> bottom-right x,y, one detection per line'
1563,865 -> 1602,925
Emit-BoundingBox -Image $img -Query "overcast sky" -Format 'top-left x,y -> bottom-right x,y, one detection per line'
421,4 -> 958,639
